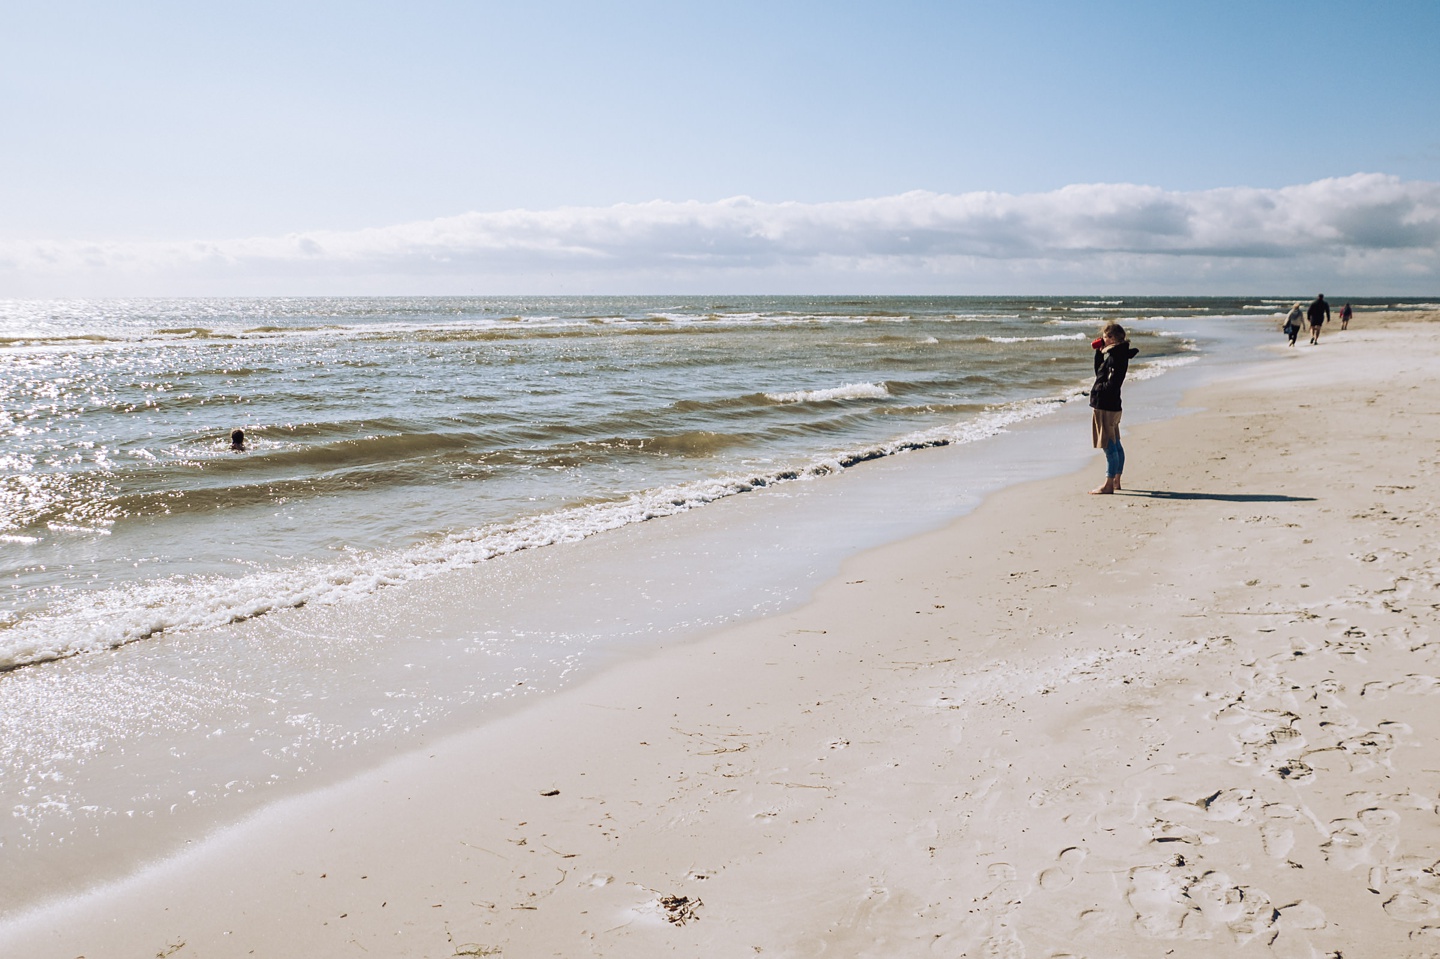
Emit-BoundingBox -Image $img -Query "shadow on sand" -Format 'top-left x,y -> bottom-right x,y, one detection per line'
1119,490 -> 1316,503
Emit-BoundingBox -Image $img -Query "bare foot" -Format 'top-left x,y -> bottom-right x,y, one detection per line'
1112,476 -> 1122,490
1089,483 -> 1115,495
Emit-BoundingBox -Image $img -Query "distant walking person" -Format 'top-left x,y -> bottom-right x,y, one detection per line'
1088,322 -> 1139,495
1307,294 -> 1330,345
1340,302 -> 1353,330
1283,303 -> 1304,347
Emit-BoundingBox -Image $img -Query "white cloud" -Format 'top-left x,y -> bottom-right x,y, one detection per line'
2,174 -> 1437,295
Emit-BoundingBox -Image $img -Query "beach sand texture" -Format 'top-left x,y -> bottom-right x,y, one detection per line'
4,313 -> 1439,958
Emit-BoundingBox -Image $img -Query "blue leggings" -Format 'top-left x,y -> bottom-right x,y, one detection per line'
1103,440 -> 1125,478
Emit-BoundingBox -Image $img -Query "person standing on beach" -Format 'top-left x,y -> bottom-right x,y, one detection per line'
1340,302 -> 1353,330
1307,294 -> 1330,345
1283,303 -> 1304,346
1088,322 -> 1138,495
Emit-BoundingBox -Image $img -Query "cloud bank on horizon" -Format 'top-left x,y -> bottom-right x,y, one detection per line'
4,174 -> 1437,296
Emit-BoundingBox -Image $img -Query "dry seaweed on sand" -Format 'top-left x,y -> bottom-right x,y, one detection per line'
659,894 -> 703,925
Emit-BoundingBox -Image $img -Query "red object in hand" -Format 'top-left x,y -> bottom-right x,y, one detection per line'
1091,337 -> 1105,349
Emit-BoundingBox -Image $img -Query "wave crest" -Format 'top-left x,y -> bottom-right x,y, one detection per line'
765,382 -> 889,403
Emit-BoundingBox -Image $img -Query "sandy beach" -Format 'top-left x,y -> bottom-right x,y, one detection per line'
5,311 -> 1439,958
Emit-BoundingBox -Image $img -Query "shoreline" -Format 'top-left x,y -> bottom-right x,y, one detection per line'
5,313 -> 1439,957
0,314 -> 1261,917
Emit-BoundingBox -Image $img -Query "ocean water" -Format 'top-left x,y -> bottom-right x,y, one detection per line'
0,294 -> 1422,914
0,294 -> 1226,670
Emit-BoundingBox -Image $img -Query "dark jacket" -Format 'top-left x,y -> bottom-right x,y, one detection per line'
1307,297 -> 1330,324
1090,341 -> 1139,412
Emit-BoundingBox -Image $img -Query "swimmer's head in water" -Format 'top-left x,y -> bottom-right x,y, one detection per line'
230,428 -> 246,450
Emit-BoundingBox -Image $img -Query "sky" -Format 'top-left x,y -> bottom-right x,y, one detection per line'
1,0 -> 1437,296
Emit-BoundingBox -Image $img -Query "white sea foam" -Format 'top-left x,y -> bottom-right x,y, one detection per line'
766,383 -> 890,403
1127,355 -> 1199,380
0,382 -> 1112,672
984,333 -> 1088,343
0,311 -> 941,349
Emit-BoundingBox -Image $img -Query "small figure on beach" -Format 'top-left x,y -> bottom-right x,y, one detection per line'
1088,322 -> 1139,495
230,428 -> 247,452
1283,303 -> 1304,347
1307,294 -> 1330,345
1340,302 -> 1352,330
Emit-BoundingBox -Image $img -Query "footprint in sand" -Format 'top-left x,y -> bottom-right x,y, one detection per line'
1311,676 -> 1351,707
1321,807 -> 1401,871
979,931 -> 1025,958
1274,899 -> 1328,932
1235,718 -> 1307,768
1037,846 -> 1087,891
1412,641 -> 1440,666
1127,863 -> 1203,938
1316,703 -> 1360,732
1370,855 -> 1440,922
1195,787 -> 1261,823
1144,816 -> 1215,848
1361,674 -> 1440,699
953,864 -> 1027,959
1323,635 -> 1370,662
1127,864 -> 1276,943
1269,758 -> 1315,783
1260,803 -> 1304,860
1383,890 -> 1440,922
1332,724 -> 1403,772
1189,870 -> 1267,931
1212,696 -> 1317,769
966,862 -> 1023,922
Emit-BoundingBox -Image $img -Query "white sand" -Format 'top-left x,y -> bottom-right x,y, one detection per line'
4,314 -> 1438,958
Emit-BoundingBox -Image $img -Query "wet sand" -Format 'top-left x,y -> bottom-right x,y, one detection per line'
4,312 -> 1438,958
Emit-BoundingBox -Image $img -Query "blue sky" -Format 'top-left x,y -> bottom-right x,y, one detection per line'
1,1 -> 1437,294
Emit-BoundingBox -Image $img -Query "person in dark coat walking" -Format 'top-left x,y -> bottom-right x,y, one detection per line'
1089,322 -> 1139,495
1307,294 -> 1330,345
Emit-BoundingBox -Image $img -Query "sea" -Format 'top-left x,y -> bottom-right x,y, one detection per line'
0,294 -> 1426,914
